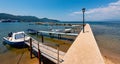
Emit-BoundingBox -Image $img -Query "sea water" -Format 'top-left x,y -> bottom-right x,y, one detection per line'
0,21 -> 120,63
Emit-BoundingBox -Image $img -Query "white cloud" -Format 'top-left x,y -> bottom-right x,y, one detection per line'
109,0 -> 120,6
70,0 -> 120,21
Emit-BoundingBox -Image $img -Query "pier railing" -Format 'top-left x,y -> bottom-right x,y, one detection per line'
25,35 -> 65,64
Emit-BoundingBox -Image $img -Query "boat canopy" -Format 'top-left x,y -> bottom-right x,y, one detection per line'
15,33 -> 25,39
11,31 -> 25,41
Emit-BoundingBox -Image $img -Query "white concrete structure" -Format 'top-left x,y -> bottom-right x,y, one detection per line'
61,24 -> 105,64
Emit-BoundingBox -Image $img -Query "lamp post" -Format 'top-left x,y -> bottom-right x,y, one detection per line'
82,8 -> 85,33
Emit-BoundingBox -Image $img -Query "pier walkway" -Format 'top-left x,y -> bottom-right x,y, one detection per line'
24,37 -> 65,63
61,24 -> 105,64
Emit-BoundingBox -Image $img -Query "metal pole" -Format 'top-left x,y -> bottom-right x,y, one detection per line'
56,44 -> 60,64
82,8 -> 85,33
83,11 -> 85,33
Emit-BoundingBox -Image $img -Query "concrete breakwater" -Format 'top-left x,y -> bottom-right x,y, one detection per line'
61,24 -> 105,64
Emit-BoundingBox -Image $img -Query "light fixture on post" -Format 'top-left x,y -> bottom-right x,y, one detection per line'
82,8 -> 85,33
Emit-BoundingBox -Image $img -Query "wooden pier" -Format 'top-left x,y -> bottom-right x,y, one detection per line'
38,30 -> 78,36
24,37 -> 65,64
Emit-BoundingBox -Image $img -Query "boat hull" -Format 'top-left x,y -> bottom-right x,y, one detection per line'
3,37 -> 28,48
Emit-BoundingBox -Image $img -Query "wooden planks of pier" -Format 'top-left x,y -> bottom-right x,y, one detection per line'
25,37 -> 65,64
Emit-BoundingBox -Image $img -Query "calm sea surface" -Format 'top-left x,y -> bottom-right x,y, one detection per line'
0,22 -> 66,52
0,21 -> 120,63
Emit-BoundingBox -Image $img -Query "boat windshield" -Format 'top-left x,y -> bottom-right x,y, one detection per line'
15,33 -> 25,39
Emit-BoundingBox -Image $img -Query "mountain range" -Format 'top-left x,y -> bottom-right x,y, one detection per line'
0,13 -> 60,22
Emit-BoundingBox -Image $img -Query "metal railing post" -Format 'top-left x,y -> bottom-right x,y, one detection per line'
38,42 -> 41,64
56,44 -> 60,64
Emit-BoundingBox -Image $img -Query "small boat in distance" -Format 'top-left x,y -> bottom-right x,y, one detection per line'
3,31 -> 30,47
51,29 -> 63,32
27,29 -> 38,34
64,28 -> 72,33
51,28 -> 72,33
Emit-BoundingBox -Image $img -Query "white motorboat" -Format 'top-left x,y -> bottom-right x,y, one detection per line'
3,31 -> 30,47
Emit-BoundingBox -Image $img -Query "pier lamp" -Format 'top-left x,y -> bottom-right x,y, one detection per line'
82,8 -> 85,33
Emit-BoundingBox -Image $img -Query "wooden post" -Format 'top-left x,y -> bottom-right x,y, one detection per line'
58,34 -> 59,39
52,34 -> 54,38
60,34 -> 61,39
38,42 -> 41,64
41,35 -> 44,43
49,33 -> 52,38
30,38 -> 32,59
37,32 -> 38,36
58,34 -> 61,39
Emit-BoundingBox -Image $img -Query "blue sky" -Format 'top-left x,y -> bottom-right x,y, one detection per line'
0,0 -> 119,21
